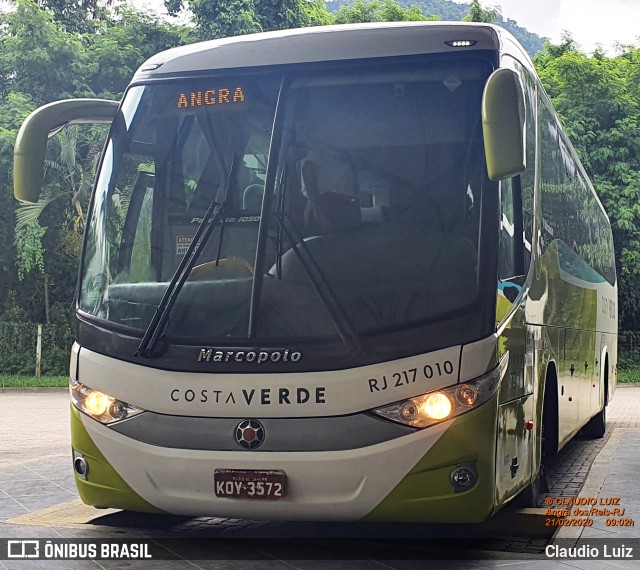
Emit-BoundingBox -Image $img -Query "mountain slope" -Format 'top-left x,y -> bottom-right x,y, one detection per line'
326,0 -> 548,56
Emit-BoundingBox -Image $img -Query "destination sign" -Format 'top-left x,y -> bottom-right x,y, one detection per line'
177,87 -> 246,108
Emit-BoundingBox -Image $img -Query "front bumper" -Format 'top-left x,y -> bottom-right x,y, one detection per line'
71,395 -> 498,522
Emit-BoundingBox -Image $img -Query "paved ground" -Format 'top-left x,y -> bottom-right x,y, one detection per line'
541,386 -> 640,505
0,391 -> 70,467
0,387 -> 639,568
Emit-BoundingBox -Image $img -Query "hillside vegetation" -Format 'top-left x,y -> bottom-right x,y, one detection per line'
327,0 -> 547,55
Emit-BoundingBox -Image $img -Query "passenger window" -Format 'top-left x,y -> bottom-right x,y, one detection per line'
112,161 -> 157,283
499,178 -> 516,280
502,59 -> 534,272
181,118 -> 213,211
129,181 -> 155,282
498,175 -> 526,285
520,70 -> 535,269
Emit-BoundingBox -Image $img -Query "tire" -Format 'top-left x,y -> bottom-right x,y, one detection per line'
513,471 -> 541,508
582,404 -> 606,439
515,367 -> 556,508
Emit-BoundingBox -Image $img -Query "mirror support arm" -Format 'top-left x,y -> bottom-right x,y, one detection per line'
14,99 -> 118,203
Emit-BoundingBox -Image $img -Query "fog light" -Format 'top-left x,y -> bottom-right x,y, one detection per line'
451,465 -> 477,493
73,452 -> 89,480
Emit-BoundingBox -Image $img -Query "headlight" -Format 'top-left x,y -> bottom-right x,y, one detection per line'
372,352 -> 508,429
70,379 -> 144,424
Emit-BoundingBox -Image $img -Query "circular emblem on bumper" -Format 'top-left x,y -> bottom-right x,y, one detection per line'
235,419 -> 265,450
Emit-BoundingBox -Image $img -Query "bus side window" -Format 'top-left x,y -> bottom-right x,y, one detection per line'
129,181 -> 155,282
520,70 -> 535,271
498,176 -> 525,282
499,178 -> 515,280
115,167 -> 157,283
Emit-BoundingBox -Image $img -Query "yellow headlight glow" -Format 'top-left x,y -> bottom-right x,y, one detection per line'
372,353 -> 508,429
421,392 -> 452,420
71,380 -> 145,424
84,391 -> 111,416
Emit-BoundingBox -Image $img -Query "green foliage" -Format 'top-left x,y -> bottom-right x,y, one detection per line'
618,331 -> 640,371
164,0 -> 334,40
0,0 -> 88,104
185,1 -> 262,40
0,375 -> 69,388
462,0 -> 500,23
16,125 -> 105,233
0,0 -> 191,364
85,7 -> 190,98
335,0 -> 434,23
306,0 -> 335,26
618,369 -> 640,383
0,322 -> 74,375
14,222 -> 46,281
327,0 -> 547,56
535,39 -> 640,330
332,0 -> 469,19
36,0 -> 108,34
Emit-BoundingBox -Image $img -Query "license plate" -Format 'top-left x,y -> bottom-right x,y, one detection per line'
214,469 -> 286,500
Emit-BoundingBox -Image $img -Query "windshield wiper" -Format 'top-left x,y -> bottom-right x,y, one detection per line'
274,166 -> 287,278
247,78 -> 364,354
135,156 -> 236,358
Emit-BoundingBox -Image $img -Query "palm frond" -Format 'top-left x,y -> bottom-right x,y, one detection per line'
59,127 -> 78,170
15,189 -> 72,230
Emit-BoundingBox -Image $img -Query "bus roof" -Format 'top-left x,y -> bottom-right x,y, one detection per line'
133,22 -> 534,80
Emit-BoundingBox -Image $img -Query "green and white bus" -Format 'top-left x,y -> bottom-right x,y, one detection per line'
14,22 -> 617,522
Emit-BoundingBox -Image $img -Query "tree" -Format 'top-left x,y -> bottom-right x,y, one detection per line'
334,0 -> 434,23
305,0 -> 335,26
164,0 -> 335,40
36,0 -> 108,34
535,39 -> 640,330
85,6 -> 189,98
0,0 -> 189,337
327,0 -> 547,56
0,0 -> 88,104
463,0 -> 500,23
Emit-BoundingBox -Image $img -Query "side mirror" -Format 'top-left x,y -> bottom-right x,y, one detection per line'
482,69 -> 526,182
14,99 -> 119,203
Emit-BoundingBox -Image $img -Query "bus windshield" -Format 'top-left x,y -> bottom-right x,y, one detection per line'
79,58 -> 492,347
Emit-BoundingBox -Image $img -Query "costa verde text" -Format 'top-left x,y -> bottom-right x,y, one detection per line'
170,386 -> 326,405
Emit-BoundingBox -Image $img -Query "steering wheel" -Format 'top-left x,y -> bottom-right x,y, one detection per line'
189,257 -> 254,280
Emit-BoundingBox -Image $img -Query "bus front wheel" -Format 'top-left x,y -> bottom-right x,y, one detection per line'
512,471 -> 541,508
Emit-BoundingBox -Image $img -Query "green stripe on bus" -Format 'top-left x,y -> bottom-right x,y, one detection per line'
362,392 -> 498,523
70,405 -> 165,513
